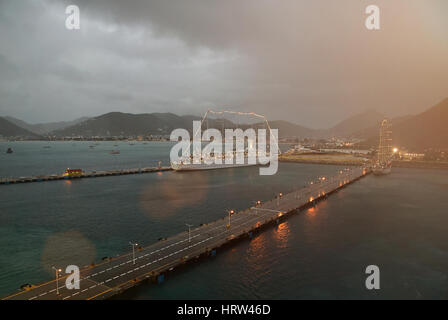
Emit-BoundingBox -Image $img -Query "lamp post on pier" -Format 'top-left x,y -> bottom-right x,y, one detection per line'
129,242 -> 138,265
186,224 -> 193,242
228,210 -> 235,228
52,266 -> 62,295
254,200 -> 261,214
277,192 -> 283,206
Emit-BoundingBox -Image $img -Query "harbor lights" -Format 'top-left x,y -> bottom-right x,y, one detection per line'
52,267 -> 62,295
186,224 -> 193,243
129,242 -> 138,265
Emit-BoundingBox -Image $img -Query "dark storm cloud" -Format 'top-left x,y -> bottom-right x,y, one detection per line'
0,0 -> 447,127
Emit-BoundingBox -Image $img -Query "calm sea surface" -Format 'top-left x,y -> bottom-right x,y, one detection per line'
0,141 -> 447,299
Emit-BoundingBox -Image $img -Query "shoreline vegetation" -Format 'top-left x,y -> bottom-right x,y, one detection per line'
279,153 -> 448,170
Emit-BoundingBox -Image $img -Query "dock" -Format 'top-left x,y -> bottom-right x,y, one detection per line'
2,166 -> 370,300
0,166 -> 172,185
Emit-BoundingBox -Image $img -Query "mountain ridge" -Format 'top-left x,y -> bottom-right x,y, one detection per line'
2,98 -> 447,150
0,117 -> 42,139
359,98 -> 448,150
4,116 -> 89,135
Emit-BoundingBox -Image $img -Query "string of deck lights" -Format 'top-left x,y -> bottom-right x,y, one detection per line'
191,109 -> 282,155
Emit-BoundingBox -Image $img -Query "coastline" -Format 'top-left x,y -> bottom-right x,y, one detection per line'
279,154 -> 448,170
279,153 -> 368,167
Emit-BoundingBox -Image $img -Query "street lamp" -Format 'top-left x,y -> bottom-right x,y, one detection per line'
186,224 -> 193,242
228,210 -> 235,227
277,192 -> 283,206
255,201 -> 260,214
129,242 -> 138,265
52,266 -> 62,295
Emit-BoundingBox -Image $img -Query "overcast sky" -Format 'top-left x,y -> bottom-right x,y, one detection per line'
0,0 -> 447,128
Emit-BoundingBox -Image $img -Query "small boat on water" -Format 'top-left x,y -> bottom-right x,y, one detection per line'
6,147 -> 13,154
110,150 -> 120,154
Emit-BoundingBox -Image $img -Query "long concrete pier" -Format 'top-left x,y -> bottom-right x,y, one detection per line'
0,166 -> 172,185
2,166 -> 370,300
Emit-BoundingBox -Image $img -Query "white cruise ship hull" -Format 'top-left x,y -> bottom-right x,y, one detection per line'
372,166 -> 391,175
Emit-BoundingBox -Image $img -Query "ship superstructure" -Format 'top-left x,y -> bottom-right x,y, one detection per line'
171,109 -> 279,172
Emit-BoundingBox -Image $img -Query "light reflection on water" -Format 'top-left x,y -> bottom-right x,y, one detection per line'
306,207 -> 317,218
273,222 -> 290,249
139,172 -> 209,219
247,232 -> 267,265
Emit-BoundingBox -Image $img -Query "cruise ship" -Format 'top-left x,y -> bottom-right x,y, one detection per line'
171,151 -> 258,171
171,109 -> 279,172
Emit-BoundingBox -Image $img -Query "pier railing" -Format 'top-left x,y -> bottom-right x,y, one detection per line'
0,166 -> 172,185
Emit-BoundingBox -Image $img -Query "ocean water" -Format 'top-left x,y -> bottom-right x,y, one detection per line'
0,142 -> 447,299
0,141 -> 172,178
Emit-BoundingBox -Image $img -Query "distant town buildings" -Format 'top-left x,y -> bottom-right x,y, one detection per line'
42,134 -> 171,142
